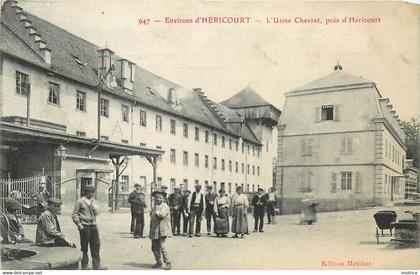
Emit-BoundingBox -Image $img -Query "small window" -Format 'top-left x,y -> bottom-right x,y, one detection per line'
229,160 -> 232,172
241,163 -> 244,174
221,159 -> 225,171
121,175 -> 129,194
242,142 -> 245,153
156,146 -> 163,161
252,165 -> 255,175
194,153 -> 199,167
195,127 -> 199,141
204,155 -> 209,168
121,139 -> 129,144
76,90 -> 86,111
205,130 -> 209,143
214,133 -> 218,146
322,105 -> 334,121
183,123 -> 188,138
170,178 -> 176,193
170,119 -> 176,135
100,135 -> 109,141
170,149 -> 176,164
235,162 -> 238,173
247,145 -> 250,155
341,172 -> 352,190
228,183 -> 232,193
229,139 -> 232,150
122,105 -> 129,122
16,71 -> 30,96
236,141 -> 239,151
48,82 -> 60,105
183,151 -> 188,166
213,157 -> 217,169
140,110 -> 147,127
140,143 -> 146,147
222,136 -> 225,148
100,98 -> 109,117
183,179 -> 189,191
247,164 -> 250,175
257,166 -> 260,176
76,131 -> 86,137
156,115 -> 162,132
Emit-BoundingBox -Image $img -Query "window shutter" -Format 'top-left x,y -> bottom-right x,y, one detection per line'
331,172 -> 337,193
333,105 -> 340,121
355,172 -> 361,193
314,107 -> 321,123
340,137 -> 346,154
299,172 -> 305,190
307,139 -> 313,155
307,172 -> 313,190
300,138 -> 306,156
348,137 -> 353,153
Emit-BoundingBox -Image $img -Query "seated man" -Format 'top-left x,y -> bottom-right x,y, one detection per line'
36,198 -> 76,247
0,198 -> 27,244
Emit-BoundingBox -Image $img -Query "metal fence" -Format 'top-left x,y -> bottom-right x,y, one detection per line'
0,175 -> 41,223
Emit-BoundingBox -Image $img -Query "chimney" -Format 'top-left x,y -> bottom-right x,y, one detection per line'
119,59 -> 135,93
334,63 -> 342,71
97,47 -> 115,87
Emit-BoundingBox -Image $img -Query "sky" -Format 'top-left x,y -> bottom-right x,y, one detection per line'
19,0 -> 420,121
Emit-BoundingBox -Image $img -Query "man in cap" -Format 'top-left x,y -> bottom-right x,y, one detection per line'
187,184 -> 205,237
128,183 -> 147,238
161,185 -> 169,204
149,189 -> 172,270
168,187 -> 183,235
0,198 -> 25,244
252,188 -> 267,232
72,185 -> 106,270
204,185 -> 217,235
36,198 -> 76,247
181,189 -> 191,235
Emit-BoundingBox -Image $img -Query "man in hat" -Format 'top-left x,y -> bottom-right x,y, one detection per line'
72,185 -> 106,270
205,185 -> 217,235
187,184 -> 205,237
168,187 -> 183,235
266,187 -> 277,224
128,183 -> 147,238
149,189 -> 172,270
0,198 -> 25,244
161,185 -> 169,204
181,189 -> 191,235
252,188 -> 267,232
36,198 -> 76,247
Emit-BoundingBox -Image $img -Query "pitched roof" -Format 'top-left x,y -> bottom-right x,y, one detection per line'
220,86 -> 273,108
0,1 -> 262,145
290,69 -> 374,93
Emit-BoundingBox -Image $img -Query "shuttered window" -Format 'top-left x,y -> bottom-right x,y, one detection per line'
340,136 -> 353,154
300,138 -> 314,156
355,172 -> 362,193
316,105 -> 340,122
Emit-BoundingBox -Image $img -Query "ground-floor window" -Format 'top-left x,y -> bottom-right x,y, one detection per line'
341,172 -> 352,190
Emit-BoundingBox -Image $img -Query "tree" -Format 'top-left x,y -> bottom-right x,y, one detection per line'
401,118 -> 419,168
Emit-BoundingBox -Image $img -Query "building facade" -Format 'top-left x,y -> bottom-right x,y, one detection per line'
0,1 -> 279,212
404,159 -> 418,199
276,65 -> 406,213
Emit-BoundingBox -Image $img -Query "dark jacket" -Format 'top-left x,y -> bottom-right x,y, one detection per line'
168,192 -> 184,210
189,192 -> 204,213
252,194 -> 267,210
128,191 -> 147,214
205,192 -> 217,211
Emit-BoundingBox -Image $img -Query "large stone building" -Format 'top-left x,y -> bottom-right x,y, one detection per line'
0,1 -> 279,213
276,65 -> 406,213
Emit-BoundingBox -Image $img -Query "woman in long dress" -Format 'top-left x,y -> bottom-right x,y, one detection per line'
214,189 -> 230,237
230,186 -> 249,238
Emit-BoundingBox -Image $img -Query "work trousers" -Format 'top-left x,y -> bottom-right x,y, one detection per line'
79,225 -> 101,269
205,207 -> 216,233
189,207 -> 202,235
254,207 -> 265,231
151,237 -> 170,264
131,212 -> 145,237
267,202 -> 276,224
170,208 -> 182,234
182,210 -> 189,234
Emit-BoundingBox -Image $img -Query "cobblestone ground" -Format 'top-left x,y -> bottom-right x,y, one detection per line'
22,205 -> 420,270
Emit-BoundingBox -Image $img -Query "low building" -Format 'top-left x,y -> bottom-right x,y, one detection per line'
404,159 -> 418,199
276,65 -> 406,213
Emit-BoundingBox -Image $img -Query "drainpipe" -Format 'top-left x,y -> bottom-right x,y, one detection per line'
26,84 -> 31,126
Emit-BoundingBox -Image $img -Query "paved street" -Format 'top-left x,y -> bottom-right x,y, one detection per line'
23,205 -> 420,270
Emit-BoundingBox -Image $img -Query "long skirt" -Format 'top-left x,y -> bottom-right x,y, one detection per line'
231,205 -> 248,234
214,207 -> 229,235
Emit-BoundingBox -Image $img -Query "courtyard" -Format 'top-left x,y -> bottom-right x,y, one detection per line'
22,205 -> 420,270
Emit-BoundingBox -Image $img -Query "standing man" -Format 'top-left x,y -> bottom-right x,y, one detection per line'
187,185 -> 205,237
181,189 -> 191,235
161,185 -> 169,204
149,189 -> 172,270
36,198 -> 76,247
205,185 -> 217,235
168,187 -> 183,235
72,185 -> 106,270
266,187 -> 277,224
252,188 -> 267,232
128,184 -> 147,238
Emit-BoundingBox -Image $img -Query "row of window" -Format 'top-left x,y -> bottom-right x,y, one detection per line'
384,139 -> 404,168
301,136 -> 355,156
168,149 -> 260,175
298,171 -> 362,193
16,71 -> 261,156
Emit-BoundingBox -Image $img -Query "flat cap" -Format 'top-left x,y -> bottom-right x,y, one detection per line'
5,198 -> 21,210
48,197 -> 63,205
